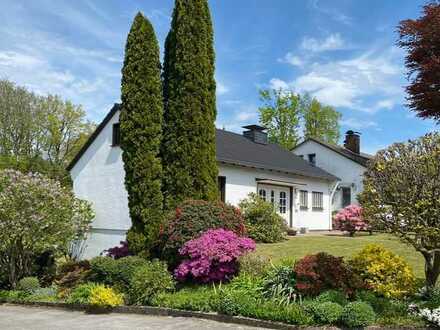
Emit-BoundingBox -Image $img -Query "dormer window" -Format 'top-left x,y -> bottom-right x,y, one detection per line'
308,153 -> 316,166
112,123 -> 120,146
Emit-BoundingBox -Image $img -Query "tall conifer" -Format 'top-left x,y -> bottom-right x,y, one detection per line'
120,13 -> 163,255
162,0 -> 218,209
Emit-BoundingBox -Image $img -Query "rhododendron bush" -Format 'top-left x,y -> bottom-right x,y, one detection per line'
333,205 -> 368,236
175,229 -> 255,283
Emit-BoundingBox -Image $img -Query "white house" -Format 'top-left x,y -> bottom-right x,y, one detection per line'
68,104 -> 339,258
292,131 -> 373,212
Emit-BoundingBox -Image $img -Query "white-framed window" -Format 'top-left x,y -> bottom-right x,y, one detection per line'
312,191 -> 323,210
259,189 -> 266,201
299,190 -> 308,210
279,191 -> 287,214
270,190 -> 275,204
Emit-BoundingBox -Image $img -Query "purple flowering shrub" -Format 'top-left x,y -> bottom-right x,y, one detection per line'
333,205 -> 368,237
174,229 -> 256,283
104,241 -> 132,259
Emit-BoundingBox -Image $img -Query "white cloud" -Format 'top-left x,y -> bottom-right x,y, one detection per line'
341,117 -> 377,130
269,78 -> 290,91
278,52 -> 304,66
216,81 -> 229,96
301,33 -> 345,52
309,0 -> 352,25
0,51 -> 43,68
216,105 -> 259,133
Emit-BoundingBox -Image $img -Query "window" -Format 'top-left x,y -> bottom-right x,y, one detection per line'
308,153 -> 316,166
218,176 -> 226,202
312,191 -> 323,210
279,191 -> 287,214
258,189 -> 266,201
270,190 -> 275,204
112,123 -> 121,146
299,190 -> 308,210
342,187 -> 351,208
298,155 -> 304,159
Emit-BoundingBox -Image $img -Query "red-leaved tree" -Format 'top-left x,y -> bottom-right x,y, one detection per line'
398,2 -> 440,121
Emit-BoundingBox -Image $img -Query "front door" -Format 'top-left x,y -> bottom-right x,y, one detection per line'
258,185 -> 290,226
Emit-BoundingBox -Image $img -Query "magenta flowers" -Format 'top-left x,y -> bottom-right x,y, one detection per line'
174,228 -> 256,283
333,204 -> 368,236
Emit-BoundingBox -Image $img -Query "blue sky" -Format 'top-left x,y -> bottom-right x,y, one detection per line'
0,0 -> 437,153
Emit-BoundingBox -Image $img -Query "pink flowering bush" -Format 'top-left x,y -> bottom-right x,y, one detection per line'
333,205 -> 368,236
174,229 -> 256,283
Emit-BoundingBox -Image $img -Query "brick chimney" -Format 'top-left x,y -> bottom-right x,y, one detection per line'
242,125 -> 268,144
344,130 -> 360,154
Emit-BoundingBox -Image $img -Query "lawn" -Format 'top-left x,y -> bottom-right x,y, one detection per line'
256,233 -> 425,278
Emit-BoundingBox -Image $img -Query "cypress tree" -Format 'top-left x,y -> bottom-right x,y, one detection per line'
162,0 -> 218,210
120,13 -> 163,255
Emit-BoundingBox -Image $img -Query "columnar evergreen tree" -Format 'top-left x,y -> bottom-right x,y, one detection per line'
120,13 -> 163,255
162,0 -> 218,209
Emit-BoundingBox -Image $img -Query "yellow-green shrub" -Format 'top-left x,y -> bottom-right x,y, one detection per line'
350,244 -> 415,298
89,285 -> 123,307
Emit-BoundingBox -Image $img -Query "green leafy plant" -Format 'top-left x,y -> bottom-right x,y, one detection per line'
309,301 -> 343,324
17,277 -> 40,294
262,264 -> 300,305
238,253 -> 271,278
341,301 -> 376,328
55,260 -> 91,289
66,283 -> 97,305
239,193 -> 287,243
128,260 -> 175,305
315,290 -> 348,306
152,286 -> 219,312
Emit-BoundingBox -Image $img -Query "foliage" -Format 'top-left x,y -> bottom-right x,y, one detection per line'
17,277 -> 40,294
308,301 -> 343,324
89,285 -> 124,307
0,290 -> 27,302
55,260 -> 91,289
89,256 -> 148,293
315,290 -> 348,306
350,244 -> 416,298
238,253 -> 271,278
258,88 -> 301,150
359,133 -> 440,288
152,286 -> 219,312
0,170 -> 93,287
104,241 -> 131,259
160,200 -> 245,266
294,252 -> 362,296
239,193 -> 286,243
66,283 -> 97,305
175,229 -> 255,283
332,204 -> 368,236
162,0 -> 218,210
128,259 -> 175,305
120,13 -> 164,256
341,301 -> 376,328
228,272 -> 263,299
301,94 -> 341,145
0,79 -> 95,166
398,2 -> 440,121
262,264 -> 299,305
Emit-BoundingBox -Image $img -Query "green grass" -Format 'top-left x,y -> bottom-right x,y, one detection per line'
255,233 -> 425,278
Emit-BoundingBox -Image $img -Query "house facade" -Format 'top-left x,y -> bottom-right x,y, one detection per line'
68,104 -> 339,258
292,131 -> 373,211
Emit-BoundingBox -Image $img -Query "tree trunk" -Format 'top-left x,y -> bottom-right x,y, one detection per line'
424,251 -> 440,289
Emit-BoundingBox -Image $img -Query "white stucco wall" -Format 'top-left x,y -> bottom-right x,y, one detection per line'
70,109 -> 335,258
293,140 -> 366,210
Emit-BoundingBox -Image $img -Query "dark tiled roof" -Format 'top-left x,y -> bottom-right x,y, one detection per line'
294,137 -> 373,167
216,130 -> 338,181
67,104 -> 339,181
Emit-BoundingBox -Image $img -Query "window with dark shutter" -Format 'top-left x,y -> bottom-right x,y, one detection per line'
342,187 -> 351,207
218,176 -> 226,202
308,153 -> 316,166
112,123 -> 120,146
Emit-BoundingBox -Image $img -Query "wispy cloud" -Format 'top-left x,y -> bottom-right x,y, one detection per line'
301,33 -> 346,52
341,117 -> 378,130
308,0 -> 352,25
278,52 -> 304,66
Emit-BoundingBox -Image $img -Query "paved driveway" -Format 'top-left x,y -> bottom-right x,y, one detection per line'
0,305 -> 263,330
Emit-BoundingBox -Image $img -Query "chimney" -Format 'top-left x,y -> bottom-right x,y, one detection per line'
344,130 -> 361,154
242,125 -> 268,144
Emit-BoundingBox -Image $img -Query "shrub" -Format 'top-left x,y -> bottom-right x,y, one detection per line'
159,200 -> 245,266
332,204 -> 368,236
315,290 -> 348,306
341,301 -> 376,328
350,244 -> 416,298
174,229 -> 255,283
17,277 -> 40,294
128,260 -> 175,305
228,273 -> 263,299
294,252 -> 362,296
0,170 -> 93,287
238,253 -> 271,278
152,286 -> 219,312
66,283 -> 97,304
239,193 -> 286,243
89,285 -> 124,307
103,241 -> 131,259
56,260 -> 91,289
89,256 -> 148,293
262,264 -> 300,305
25,286 -> 58,303
310,301 -> 343,324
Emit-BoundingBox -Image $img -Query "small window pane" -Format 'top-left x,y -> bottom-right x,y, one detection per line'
342,187 -> 351,208
279,191 -> 287,214
112,123 -> 120,146
270,190 -> 275,204
308,153 -> 316,166
259,189 -> 266,201
300,190 -> 308,210
312,191 -> 323,210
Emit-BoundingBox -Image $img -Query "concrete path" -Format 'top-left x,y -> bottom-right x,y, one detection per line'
0,305 -> 263,330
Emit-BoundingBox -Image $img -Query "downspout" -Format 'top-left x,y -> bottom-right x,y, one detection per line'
329,180 -> 340,230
